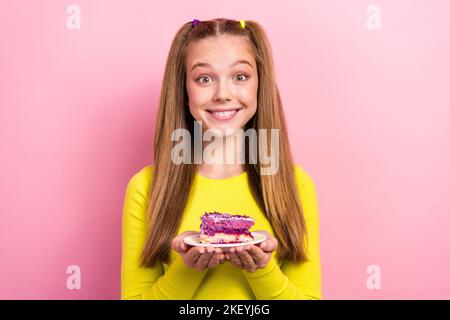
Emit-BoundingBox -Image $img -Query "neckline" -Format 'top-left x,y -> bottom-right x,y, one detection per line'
195,170 -> 248,184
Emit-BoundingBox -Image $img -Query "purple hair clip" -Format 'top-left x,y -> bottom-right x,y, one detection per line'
192,19 -> 199,27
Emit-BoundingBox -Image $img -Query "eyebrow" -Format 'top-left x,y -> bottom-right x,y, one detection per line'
191,59 -> 254,72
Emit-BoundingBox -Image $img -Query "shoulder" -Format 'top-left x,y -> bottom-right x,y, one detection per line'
293,164 -> 319,220
122,166 -> 155,228
126,164 -> 155,194
293,164 -> 316,192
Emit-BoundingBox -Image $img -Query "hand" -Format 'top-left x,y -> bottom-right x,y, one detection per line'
224,230 -> 278,273
171,231 -> 226,271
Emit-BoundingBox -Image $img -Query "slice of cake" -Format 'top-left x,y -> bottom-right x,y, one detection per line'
199,211 -> 255,244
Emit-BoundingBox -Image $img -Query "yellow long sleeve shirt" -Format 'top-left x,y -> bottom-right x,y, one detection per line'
121,164 -> 322,300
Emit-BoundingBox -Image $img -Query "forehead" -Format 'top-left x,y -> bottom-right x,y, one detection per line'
185,35 -> 255,68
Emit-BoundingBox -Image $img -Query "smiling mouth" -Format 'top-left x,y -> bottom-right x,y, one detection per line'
206,108 -> 242,121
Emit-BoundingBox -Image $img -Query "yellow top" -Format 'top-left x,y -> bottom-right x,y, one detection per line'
121,164 -> 322,300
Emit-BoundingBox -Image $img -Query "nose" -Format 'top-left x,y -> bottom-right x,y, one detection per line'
213,79 -> 233,103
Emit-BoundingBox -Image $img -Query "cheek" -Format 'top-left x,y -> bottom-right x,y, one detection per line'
186,86 -> 210,120
238,75 -> 257,96
187,84 -> 212,107
236,82 -> 258,106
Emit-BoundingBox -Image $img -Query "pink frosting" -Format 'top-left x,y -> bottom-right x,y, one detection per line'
199,211 -> 255,236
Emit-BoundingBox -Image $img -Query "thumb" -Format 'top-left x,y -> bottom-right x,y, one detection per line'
178,241 -> 188,253
180,231 -> 198,236
172,238 -> 189,253
173,231 -> 197,253
255,230 -> 277,252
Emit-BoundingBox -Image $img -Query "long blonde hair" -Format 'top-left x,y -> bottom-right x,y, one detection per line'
141,18 -> 308,267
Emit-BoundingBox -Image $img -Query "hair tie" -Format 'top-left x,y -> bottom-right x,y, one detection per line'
239,20 -> 246,29
192,19 -> 199,27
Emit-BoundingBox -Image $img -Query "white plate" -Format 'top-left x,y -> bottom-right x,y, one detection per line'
183,232 -> 267,248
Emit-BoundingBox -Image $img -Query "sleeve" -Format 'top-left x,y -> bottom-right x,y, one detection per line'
241,165 -> 323,300
121,167 -> 208,300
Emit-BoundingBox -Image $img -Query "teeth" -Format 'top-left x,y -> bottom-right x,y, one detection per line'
214,111 -> 235,116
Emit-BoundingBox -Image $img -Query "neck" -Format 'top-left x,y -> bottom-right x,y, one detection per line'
196,163 -> 246,179
197,131 -> 246,179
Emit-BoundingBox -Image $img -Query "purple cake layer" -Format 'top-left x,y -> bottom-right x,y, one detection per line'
199,212 -> 255,245
200,212 -> 255,231
200,228 -> 253,237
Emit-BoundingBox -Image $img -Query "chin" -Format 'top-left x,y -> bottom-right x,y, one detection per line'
204,123 -> 245,135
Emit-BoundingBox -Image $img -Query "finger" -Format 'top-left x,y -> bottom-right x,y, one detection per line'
258,241 -> 267,251
195,251 -> 213,271
247,245 -> 267,268
180,231 -> 199,237
208,253 -> 225,269
194,246 -> 215,270
184,246 -> 205,267
172,231 -> 198,253
178,241 -> 189,253
229,253 -> 243,269
255,230 -> 278,252
265,238 -> 278,252
171,237 -> 181,252
205,246 -> 216,254
237,246 -> 257,272
221,247 -> 231,253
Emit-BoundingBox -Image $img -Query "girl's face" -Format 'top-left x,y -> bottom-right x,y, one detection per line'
185,35 -> 258,135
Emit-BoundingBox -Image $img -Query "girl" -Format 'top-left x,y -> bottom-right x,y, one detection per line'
121,18 -> 322,300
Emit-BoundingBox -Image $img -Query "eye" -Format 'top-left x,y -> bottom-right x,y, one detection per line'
235,73 -> 249,81
196,75 -> 213,84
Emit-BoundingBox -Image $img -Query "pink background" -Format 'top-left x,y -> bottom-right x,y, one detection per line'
1,0 -> 450,299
